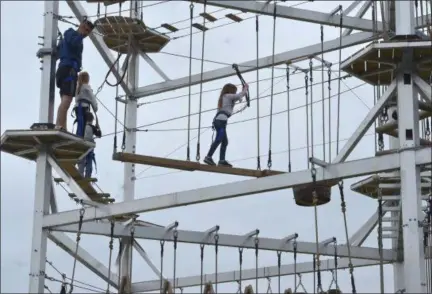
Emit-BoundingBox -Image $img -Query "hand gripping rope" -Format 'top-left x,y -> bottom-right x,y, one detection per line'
232,64 -> 250,107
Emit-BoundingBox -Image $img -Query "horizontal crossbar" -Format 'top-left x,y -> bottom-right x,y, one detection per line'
42,147 -> 432,228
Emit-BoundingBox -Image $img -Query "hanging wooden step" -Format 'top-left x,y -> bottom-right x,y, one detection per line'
94,16 -> 170,54
54,177 -> 97,183
86,0 -> 126,6
112,152 -> 284,178
0,124 -> 94,162
375,110 -> 432,134
59,161 -> 116,204
350,173 -> 432,199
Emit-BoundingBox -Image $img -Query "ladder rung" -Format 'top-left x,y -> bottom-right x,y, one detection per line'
382,227 -> 399,232
200,12 -> 217,22
382,234 -> 398,239
383,206 -> 400,212
382,217 -> 399,222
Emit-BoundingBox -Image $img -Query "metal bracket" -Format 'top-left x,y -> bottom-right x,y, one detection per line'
36,47 -> 55,59
309,157 -> 328,168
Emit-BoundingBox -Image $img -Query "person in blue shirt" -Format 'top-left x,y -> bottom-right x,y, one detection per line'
55,19 -> 94,131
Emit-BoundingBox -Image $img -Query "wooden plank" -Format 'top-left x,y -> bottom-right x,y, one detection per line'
376,110 -> 432,134
69,193 -> 115,204
113,152 -> 284,178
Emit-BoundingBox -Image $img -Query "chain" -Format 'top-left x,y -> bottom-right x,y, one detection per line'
305,73 -> 310,167
173,229 -> 178,293
214,233 -> 219,294
254,237 -> 259,293
200,244 -> 205,293
266,277 -> 273,293
293,239 -> 298,290
327,66 -> 332,160
106,221 -> 115,294
238,248 -> 244,293
160,240 -> 165,292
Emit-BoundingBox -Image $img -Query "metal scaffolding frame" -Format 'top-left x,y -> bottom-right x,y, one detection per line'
7,0 -> 430,293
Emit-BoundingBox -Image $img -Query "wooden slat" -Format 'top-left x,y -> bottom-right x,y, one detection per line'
69,193 -> 115,204
113,152 -> 284,178
376,110 -> 432,134
54,177 -> 97,183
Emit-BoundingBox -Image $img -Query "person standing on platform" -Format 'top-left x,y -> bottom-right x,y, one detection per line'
55,18 -> 94,131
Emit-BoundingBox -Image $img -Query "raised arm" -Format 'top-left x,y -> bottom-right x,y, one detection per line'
224,85 -> 248,103
63,28 -> 83,47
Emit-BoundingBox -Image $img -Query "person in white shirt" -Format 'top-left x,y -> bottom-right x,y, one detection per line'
203,83 -> 248,167
74,71 -> 98,137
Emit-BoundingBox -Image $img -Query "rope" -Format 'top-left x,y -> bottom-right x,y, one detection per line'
186,1 -> 194,161
286,66 -> 292,172
68,208 -> 85,294
277,251 -> 282,294
338,181 -> 357,293
267,3 -> 277,170
305,72 -> 310,168
327,66 -> 332,160
113,83 -> 119,153
309,59 -> 315,160
196,0 -> 207,162
311,167 -> 323,293
320,25 -> 326,162
377,182 -> 385,294
335,8 -> 343,154
256,15 -> 261,171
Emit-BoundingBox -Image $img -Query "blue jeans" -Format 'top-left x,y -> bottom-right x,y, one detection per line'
78,150 -> 95,178
75,104 -> 89,137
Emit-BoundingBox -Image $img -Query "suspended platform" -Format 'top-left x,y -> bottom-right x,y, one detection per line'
350,173 -> 432,199
86,0 -> 126,6
341,40 -> 432,85
112,152 -> 284,178
94,16 -> 170,54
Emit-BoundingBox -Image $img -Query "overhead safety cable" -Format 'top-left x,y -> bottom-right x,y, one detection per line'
256,15 -> 261,170
101,77 -> 363,138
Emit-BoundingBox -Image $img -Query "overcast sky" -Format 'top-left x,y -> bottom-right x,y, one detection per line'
1,1 -> 411,293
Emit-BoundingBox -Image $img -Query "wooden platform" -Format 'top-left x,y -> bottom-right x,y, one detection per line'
0,128 -> 94,162
113,152 -> 284,178
341,40 -> 432,85
94,16 -> 170,54
350,174 -> 431,199
86,0 -> 126,6
375,110 -> 432,134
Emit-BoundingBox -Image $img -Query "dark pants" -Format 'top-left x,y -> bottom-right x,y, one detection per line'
74,104 -> 89,137
78,150 -> 95,178
207,120 -> 228,161
56,66 -> 78,97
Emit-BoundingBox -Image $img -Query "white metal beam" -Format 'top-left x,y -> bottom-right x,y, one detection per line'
193,0 -> 382,31
342,1 -> 372,37
413,75 -> 432,102
49,222 -> 396,261
133,240 -> 165,279
139,52 -> 170,81
65,0 -> 133,96
131,258 -> 387,292
42,147 -> 432,228
332,79 -> 397,163
50,181 -> 58,214
48,231 -> 119,289
133,32 -> 376,98
342,1 -> 363,17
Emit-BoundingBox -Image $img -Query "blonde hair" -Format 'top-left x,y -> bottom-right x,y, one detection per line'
217,83 -> 237,109
76,71 -> 90,96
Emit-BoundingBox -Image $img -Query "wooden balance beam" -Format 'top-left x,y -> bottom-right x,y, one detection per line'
375,110 -> 432,134
113,152 -> 284,178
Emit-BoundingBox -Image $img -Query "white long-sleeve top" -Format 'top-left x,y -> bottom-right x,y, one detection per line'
214,88 -> 247,121
75,84 -> 98,112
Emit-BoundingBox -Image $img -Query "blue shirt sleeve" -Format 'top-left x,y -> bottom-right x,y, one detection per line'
63,28 -> 83,47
